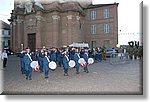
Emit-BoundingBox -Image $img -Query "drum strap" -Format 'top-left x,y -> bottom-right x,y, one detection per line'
77,53 -> 80,59
45,56 -> 50,62
85,53 -> 88,57
27,53 -> 32,61
65,55 -> 69,61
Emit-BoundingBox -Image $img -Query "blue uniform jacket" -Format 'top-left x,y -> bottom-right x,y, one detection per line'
50,52 -> 56,62
74,53 -> 80,62
24,53 -> 32,65
57,52 -> 63,62
19,53 -> 25,61
38,53 -> 44,66
83,53 -> 89,62
42,56 -> 50,69
19,53 -> 25,69
69,52 -> 75,60
63,55 -> 69,68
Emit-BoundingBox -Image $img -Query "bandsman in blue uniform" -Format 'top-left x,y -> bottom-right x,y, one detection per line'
50,48 -> 57,62
24,48 -> 33,80
42,51 -> 50,79
69,48 -> 75,60
19,50 -> 26,75
38,50 -> 44,73
74,48 -> 80,74
62,50 -> 69,76
56,49 -> 63,67
83,49 -> 89,73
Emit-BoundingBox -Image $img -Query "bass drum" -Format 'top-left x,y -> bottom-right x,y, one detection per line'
69,60 -> 76,68
30,61 -> 39,68
78,58 -> 85,64
88,58 -> 94,64
49,61 -> 57,70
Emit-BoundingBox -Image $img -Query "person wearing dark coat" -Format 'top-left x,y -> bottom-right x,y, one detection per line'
50,50 -> 57,62
74,48 -> 80,74
62,50 -> 69,76
82,49 -> 89,73
19,50 -> 26,75
79,49 -> 84,58
42,51 -> 50,79
38,50 -> 44,73
69,49 -> 75,60
24,48 -> 33,80
56,50 -> 63,67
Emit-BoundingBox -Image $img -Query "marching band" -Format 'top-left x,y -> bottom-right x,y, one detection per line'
1,45 -> 143,81
19,47 -> 94,80
17,45 -> 142,80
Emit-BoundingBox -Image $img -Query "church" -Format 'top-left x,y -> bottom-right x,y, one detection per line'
9,0 -> 119,52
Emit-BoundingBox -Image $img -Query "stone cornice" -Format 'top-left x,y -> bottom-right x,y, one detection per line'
35,16 -> 43,21
67,15 -> 73,20
52,15 -> 60,20
76,16 -> 80,20
16,19 -> 23,23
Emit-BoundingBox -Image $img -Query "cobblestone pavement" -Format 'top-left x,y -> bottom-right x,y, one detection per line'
2,55 -> 142,95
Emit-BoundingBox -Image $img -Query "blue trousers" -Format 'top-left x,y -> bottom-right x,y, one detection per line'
43,66 -> 49,77
75,61 -> 80,72
38,58 -> 43,72
57,60 -> 62,67
63,65 -> 68,74
84,64 -> 88,72
24,64 -> 32,79
99,54 -> 102,62
20,60 -> 26,74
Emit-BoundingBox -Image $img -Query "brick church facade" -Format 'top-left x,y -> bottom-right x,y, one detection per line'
9,0 -> 118,52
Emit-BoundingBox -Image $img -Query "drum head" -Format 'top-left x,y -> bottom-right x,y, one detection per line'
69,60 -> 75,68
30,61 -> 39,68
88,58 -> 94,64
49,61 -> 57,69
78,58 -> 85,64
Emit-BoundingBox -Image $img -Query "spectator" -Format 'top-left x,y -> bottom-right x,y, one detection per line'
1,50 -> 8,67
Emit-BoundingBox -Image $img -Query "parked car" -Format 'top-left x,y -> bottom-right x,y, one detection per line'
4,49 -> 14,55
106,48 -> 116,57
16,52 -> 22,57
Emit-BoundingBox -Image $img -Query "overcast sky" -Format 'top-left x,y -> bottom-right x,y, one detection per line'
0,0 -> 143,45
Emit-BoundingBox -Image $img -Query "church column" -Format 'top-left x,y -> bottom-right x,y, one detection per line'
52,14 -> 60,47
16,17 -> 23,51
75,15 -> 82,42
35,13 -> 43,49
66,15 -> 73,45
10,23 -> 13,51
61,14 -> 68,47
12,21 -> 16,52
23,20 -> 27,49
66,13 -> 82,44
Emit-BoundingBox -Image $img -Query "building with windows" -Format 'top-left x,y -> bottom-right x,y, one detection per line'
0,20 -> 11,49
9,0 -> 118,52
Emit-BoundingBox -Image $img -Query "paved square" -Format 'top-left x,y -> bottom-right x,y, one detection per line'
2,56 -> 142,95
